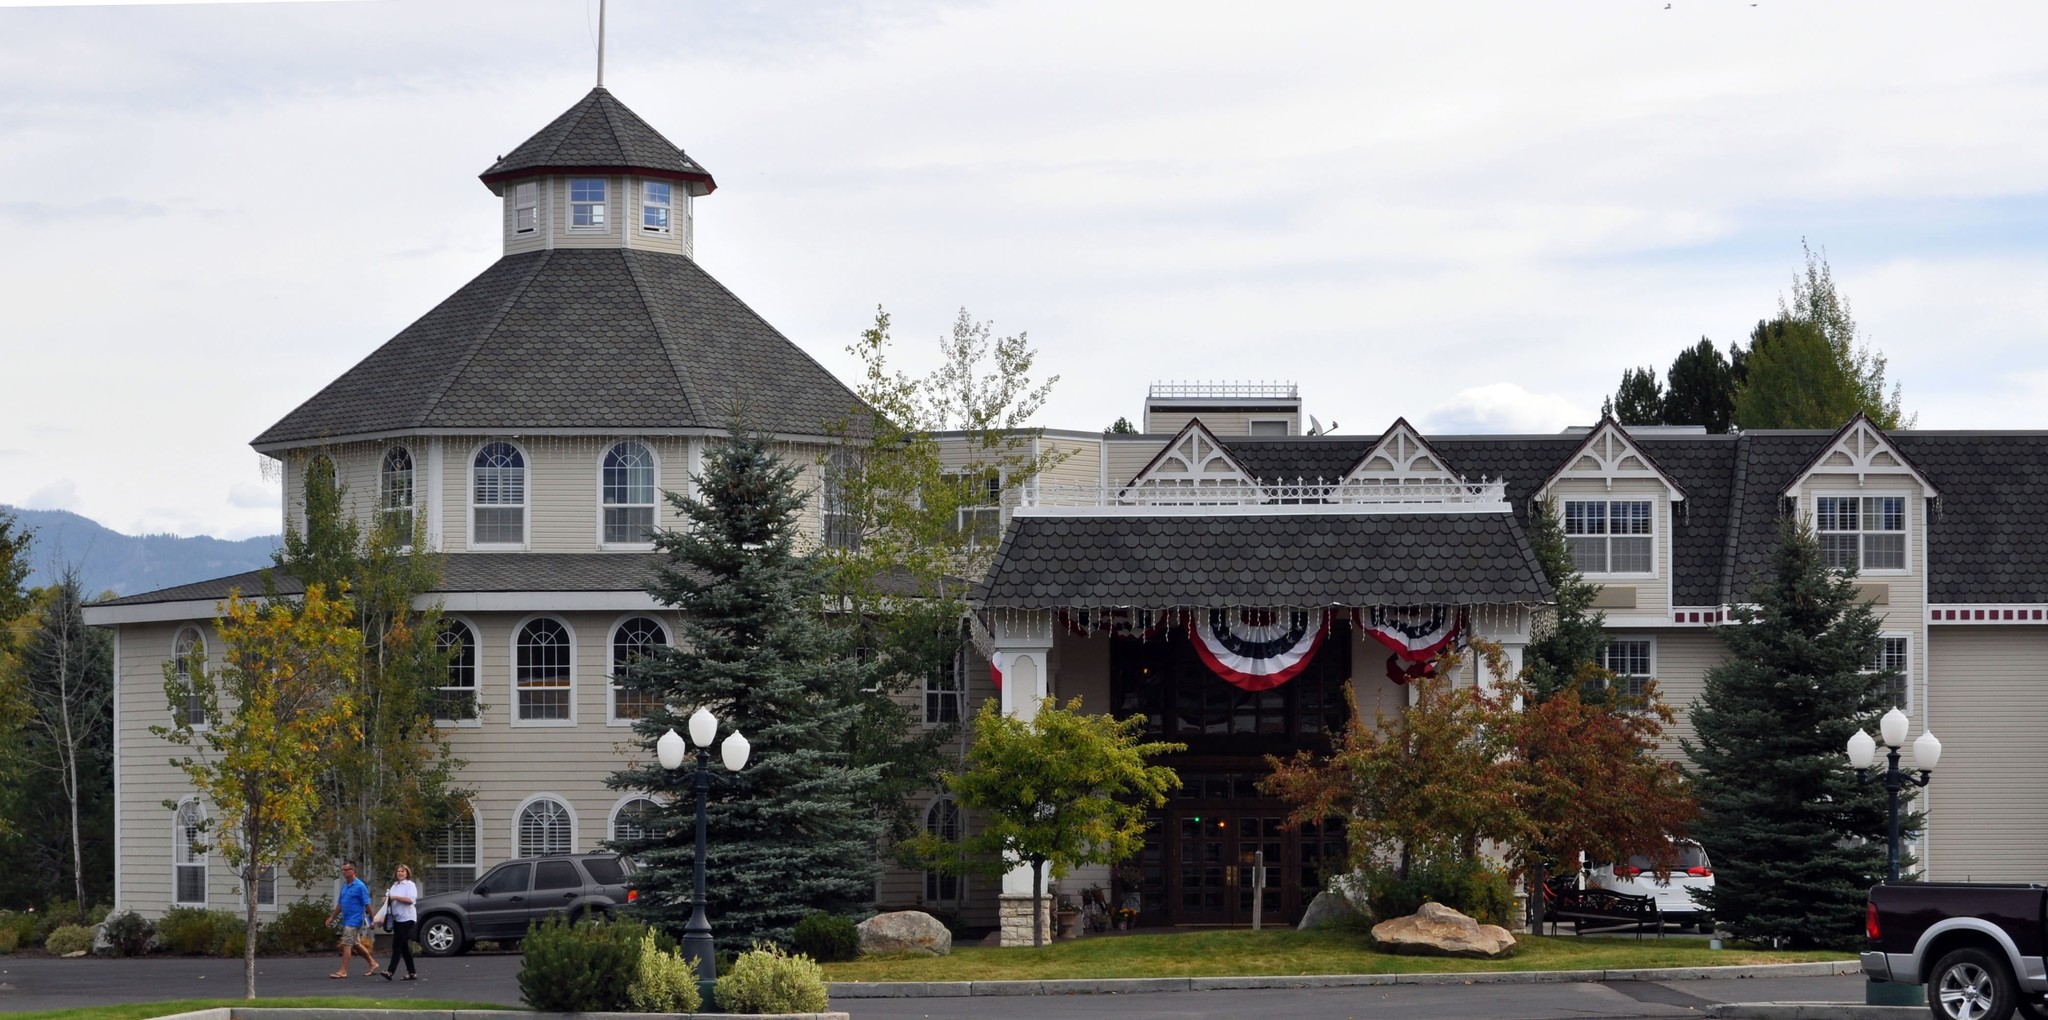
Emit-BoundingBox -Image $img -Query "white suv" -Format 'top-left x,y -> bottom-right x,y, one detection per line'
1586,840 -> 1714,933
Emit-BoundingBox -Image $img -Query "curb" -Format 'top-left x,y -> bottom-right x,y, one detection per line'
144,1011 -> 846,1020
1708,1006 -> 1922,1019
825,959 -> 1860,998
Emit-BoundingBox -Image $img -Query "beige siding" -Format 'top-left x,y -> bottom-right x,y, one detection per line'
552,175 -> 623,249
622,177 -> 688,256
1545,478 -> 1674,621
1924,626 -> 2048,882
874,649 -> 1000,929
1617,628 -> 1723,760
502,178 -> 548,255
1143,411 -> 1296,437
1793,475 -> 1928,635
1106,437 -> 1162,488
1035,437 -> 1103,494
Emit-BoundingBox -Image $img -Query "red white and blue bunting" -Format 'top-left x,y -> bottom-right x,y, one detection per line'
1189,608 -> 1327,691
1358,605 -> 1465,685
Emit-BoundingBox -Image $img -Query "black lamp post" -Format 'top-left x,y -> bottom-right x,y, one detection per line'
1847,706 -> 1940,1008
657,707 -> 749,984
1845,706 -> 1942,883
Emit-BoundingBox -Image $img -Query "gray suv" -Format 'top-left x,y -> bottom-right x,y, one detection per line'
415,852 -> 636,956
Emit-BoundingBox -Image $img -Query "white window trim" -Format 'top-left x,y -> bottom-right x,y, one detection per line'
606,613 -> 670,726
941,469 -> 1004,550
567,176 -> 610,233
380,444 -> 417,550
923,639 -> 965,727
238,865 -> 279,911
1601,635 -> 1656,699
511,614 -> 577,728
469,440 -> 531,550
597,440 -> 661,551
513,181 -> 538,234
1246,417 -> 1293,436
608,795 -> 662,845
640,180 -> 673,234
1563,497 -> 1659,579
173,797 -> 207,907
1813,492 -> 1912,577
512,794 -> 578,858
172,626 -> 209,731
433,616 -> 483,728
1874,632 -> 1913,714
427,808 -> 482,896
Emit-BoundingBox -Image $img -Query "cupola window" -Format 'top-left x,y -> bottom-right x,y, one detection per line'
472,441 -> 528,546
570,177 -> 607,228
513,182 -> 538,233
642,181 -> 672,233
601,441 -> 657,545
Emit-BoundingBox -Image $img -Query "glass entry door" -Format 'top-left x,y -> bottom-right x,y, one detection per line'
1166,807 -> 1339,925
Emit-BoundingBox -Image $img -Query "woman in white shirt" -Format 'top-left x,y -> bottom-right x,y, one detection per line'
378,864 -> 421,980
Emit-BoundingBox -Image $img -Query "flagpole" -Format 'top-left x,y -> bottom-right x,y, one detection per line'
597,0 -> 607,87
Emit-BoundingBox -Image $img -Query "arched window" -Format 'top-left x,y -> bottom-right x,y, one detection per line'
472,441 -> 527,546
426,810 -> 479,895
434,620 -> 478,722
601,441 -> 658,546
515,618 -> 573,723
173,798 -> 207,905
924,798 -> 963,903
517,797 -> 574,858
171,627 -> 207,727
609,616 -> 668,723
380,446 -> 416,543
611,797 -> 660,845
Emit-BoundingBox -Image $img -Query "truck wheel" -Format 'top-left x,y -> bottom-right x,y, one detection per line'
1930,947 -> 2017,1020
419,916 -> 467,958
2015,998 -> 2048,1020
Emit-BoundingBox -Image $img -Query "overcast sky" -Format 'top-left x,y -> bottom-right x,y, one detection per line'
3,0 -> 2045,541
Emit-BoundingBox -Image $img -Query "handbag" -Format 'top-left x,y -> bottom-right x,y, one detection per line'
375,907 -> 391,933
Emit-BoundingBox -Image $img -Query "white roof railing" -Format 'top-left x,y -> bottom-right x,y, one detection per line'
1015,477 -> 1511,516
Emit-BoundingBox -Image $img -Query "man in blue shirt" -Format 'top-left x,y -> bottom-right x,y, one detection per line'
324,862 -> 379,978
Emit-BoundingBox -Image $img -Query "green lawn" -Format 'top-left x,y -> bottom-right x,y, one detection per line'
5,998 -> 515,1020
823,928 -> 1852,983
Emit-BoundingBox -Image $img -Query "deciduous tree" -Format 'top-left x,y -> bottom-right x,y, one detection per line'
914,697 -> 1181,947
1683,520 -> 1897,949
1733,244 -> 1911,430
155,585 -> 360,998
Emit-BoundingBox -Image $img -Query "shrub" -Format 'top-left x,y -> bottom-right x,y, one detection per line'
515,914 -> 643,1012
33,901 -> 110,945
0,928 -> 18,954
259,900 -> 334,954
1360,856 -> 1516,928
627,929 -> 702,1013
792,912 -> 860,962
0,911 -> 35,949
713,943 -> 829,1015
44,924 -> 94,956
102,910 -> 155,957
216,924 -> 248,959
156,907 -> 242,956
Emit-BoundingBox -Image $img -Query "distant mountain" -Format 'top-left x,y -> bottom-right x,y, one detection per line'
1,506 -> 280,598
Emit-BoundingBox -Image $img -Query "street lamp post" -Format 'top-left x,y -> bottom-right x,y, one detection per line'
657,707 -> 750,985
1845,707 -> 1942,883
1847,706 -> 1940,1008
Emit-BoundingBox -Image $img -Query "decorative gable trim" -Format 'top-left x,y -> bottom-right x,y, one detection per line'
1120,418 -> 1260,498
1537,417 -> 1688,501
1340,418 -> 1459,486
1782,412 -> 1940,497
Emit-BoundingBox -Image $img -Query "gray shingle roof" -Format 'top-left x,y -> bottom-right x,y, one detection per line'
1897,434 -> 2048,603
94,553 -> 671,607
976,513 -> 1553,609
480,88 -> 714,191
253,249 -> 869,447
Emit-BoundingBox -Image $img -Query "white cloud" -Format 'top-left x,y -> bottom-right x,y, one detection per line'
1417,385 -> 1585,437
228,480 -> 280,511
22,479 -> 81,512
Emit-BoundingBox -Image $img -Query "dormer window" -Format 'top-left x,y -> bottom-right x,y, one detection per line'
1817,495 -> 1906,572
1563,499 -> 1654,575
570,178 -> 607,228
513,182 -> 537,233
642,181 -> 672,233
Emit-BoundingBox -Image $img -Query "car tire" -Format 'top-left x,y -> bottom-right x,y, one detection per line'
1930,946 -> 2017,1020
2015,997 -> 2048,1020
419,916 -> 467,958
1698,920 -> 1714,935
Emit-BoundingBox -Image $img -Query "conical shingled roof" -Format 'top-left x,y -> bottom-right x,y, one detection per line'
479,87 -> 715,193
251,249 -> 868,447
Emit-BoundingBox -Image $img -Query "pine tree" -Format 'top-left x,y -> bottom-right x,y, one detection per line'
1662,338 -> 1736,434
1683,519 -> 1898,949
1600,366 -> 1664,426
1519,500 -> 1610,703
610,428 -> 885,948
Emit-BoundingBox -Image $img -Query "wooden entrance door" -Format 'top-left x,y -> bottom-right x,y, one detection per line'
1167,808 -> 1303,925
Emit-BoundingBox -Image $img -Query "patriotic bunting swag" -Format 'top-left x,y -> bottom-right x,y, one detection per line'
1189,608 -> 1327,691
1359,605 -> 1465,685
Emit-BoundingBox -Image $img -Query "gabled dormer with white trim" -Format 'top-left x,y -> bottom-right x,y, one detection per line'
1338,418 -> 1459,494
1537,418 -> 1688,619
1784,413 -> 1937,616
1118,418 -> 1262,504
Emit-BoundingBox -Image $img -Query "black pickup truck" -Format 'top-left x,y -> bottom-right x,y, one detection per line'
1864,882 -> 2048,1020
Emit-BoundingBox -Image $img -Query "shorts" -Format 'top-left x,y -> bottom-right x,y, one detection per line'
340,925 -> 371,947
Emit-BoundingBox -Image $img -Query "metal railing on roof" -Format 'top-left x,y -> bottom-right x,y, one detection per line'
1017,477 -> 1509,511
1146,381 -> 1300,401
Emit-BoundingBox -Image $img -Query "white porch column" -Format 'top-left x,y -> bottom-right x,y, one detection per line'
1467,606 -> 1533,690
991,610 -> 1054,945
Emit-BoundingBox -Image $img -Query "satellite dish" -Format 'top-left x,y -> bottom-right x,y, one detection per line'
1309,416 -> 1323,436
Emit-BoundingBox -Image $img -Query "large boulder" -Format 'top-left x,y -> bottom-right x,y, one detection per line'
1297,889 -> 1365,930
857,910 -> 952,957
1370,901 -> 1517,959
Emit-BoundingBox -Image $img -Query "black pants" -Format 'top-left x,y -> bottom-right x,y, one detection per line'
386,919 -> 417,976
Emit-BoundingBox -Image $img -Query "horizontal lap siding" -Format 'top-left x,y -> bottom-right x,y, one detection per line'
1924,626 -> 2048,882
1638,628 -> 1723,761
